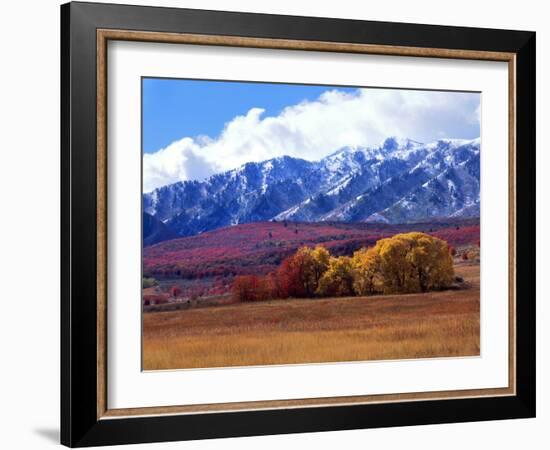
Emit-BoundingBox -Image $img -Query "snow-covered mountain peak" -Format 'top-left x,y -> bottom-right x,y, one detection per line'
143,137 -> 481,240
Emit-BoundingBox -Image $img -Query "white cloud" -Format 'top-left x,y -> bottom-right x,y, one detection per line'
143,88 -> 480,192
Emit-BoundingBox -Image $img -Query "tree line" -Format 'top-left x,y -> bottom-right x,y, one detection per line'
232,232 -> 455,302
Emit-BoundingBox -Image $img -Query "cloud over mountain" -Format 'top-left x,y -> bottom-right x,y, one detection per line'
143,88 -> 480,192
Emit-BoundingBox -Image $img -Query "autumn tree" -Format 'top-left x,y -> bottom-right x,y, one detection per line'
406,233 -> 454,292
231,275 -> 269,302
316,256 -> 355,297
277,252 -> 307,298
299,246 -> 330,296
375,235 -> 414,293
351,247 -> 381,295
374,232 -> 454,294
277,245 -> 330,298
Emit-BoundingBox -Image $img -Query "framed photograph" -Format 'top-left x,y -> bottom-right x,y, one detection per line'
61,2 -> 536,447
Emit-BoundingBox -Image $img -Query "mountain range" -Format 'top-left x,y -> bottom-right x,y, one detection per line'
143,137 -> 480,243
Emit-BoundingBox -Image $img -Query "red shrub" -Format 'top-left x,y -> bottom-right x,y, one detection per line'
232,275 -> 270,302
170,286 -> 182,298
143,293 -> 169,305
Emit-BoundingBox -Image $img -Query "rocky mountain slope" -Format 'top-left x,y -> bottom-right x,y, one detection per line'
143,137 -> 480,241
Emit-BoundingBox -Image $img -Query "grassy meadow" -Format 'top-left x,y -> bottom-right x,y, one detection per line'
142,262 -> 480,370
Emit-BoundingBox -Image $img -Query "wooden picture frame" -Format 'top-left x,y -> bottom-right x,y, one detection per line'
61,1 -> 535,447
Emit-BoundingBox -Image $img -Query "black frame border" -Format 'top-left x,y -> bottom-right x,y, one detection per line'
61,2 -> 535,447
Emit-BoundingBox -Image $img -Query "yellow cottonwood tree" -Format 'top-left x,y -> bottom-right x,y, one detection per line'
316,256 -> 355,297
295,245 -> 330,296
375,232 -> 454,294
351,247 -> 382,295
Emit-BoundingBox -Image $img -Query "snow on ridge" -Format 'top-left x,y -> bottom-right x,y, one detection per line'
144,136 -> 481,236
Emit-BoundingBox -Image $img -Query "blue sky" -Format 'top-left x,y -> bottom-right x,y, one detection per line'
143,78 -> 357,154
142,78 -> 480,192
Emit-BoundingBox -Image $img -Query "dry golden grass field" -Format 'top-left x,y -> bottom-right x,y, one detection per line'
142,263 -> 480,370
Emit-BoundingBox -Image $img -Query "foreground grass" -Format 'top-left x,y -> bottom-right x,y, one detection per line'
143,263 -> 480,370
